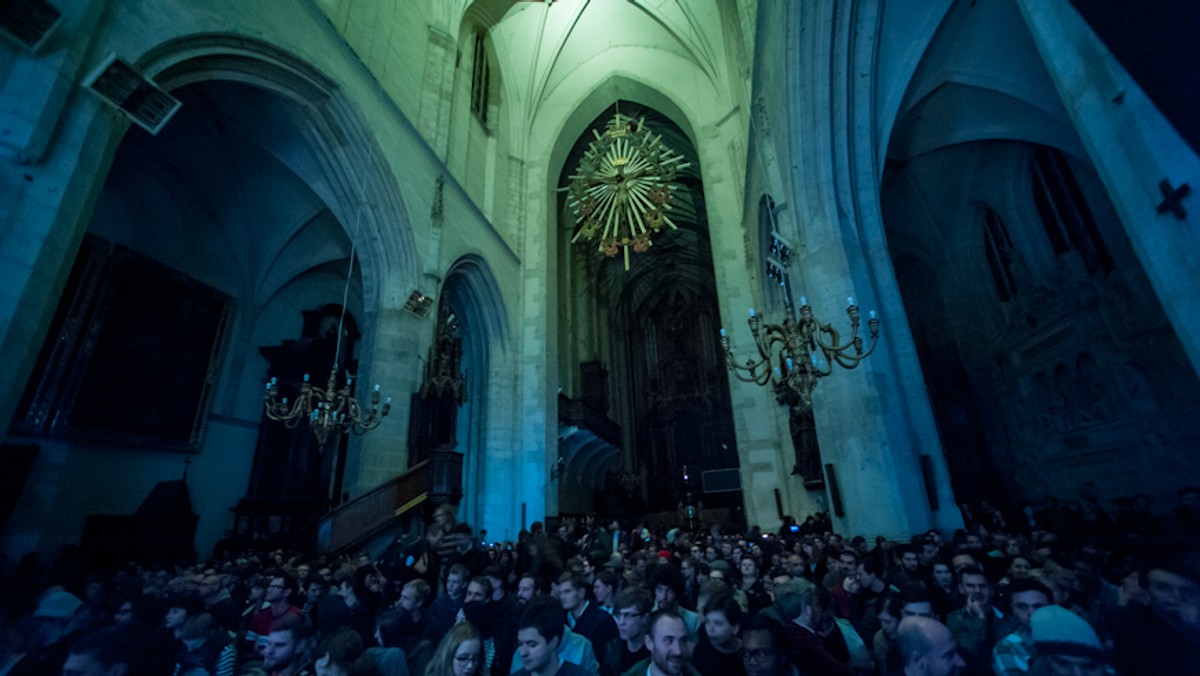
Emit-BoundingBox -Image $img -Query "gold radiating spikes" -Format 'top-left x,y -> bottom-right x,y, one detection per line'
565,112 -> 689,270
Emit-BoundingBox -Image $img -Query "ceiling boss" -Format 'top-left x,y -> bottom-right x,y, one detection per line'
567,112 -> 690,270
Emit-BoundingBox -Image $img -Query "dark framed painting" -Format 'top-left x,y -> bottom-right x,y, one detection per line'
12,235 -> 232,451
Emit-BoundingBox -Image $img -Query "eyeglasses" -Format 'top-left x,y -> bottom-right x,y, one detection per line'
454,654 -> 482,664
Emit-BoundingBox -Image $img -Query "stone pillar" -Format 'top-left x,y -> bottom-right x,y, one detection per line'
515,160 -> 555,525
345,300 -> 429,497
1014,0 -> 1200,377
776,0 -> 960,538
417,26 -> 457,161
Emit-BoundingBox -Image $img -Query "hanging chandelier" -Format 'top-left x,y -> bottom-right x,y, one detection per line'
262,210 -> 390,446
567,110 -> 690,270
263,367 -> 390,447
719,297 -> 880,412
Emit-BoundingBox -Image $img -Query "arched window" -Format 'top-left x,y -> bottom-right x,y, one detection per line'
1031,146 -> 1112,274
470,31 -> 491,126
983,208 -> 1018,302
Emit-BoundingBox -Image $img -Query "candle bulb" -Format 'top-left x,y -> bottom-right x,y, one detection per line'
847,297 -> 855,306
786,357 -> 794,370
303,373 -> 310,382
749,308 -> 756,317
774,367 -> 783,378
374,384 -> 380,392
719,328 -> 727,337
869,310 -> 877,319
800,296 -> 807,306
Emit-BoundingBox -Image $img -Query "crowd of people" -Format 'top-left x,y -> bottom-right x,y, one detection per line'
1,494 -> 1198,676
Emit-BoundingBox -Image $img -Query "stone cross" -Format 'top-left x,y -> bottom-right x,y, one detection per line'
1156,178 -> 1190,220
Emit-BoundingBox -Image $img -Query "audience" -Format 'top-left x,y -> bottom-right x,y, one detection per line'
2,498 -> 1198,676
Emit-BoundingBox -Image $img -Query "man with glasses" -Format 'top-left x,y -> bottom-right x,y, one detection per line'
602,587 -> 652,675
740,615 -> 796,676
249,573 -> 303,653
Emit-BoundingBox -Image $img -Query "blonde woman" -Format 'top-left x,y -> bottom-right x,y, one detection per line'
425,622 -> 483,676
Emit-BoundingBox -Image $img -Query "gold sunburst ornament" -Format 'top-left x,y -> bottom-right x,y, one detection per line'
567,113 -> 690,270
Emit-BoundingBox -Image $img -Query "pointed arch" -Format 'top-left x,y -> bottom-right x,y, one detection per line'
440,254 -> 509,526
137,33 -> 421,309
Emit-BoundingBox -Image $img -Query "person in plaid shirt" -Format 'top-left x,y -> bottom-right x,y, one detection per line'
991,579 -> 1051,675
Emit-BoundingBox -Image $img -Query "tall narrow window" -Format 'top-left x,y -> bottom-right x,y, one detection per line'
759,195 -> 791,308
983,208 -> 1018,302
470,32 -> 490,125
1031,146 -> 1112,274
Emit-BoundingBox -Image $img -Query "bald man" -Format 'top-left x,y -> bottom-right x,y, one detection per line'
896,616 -> 966,676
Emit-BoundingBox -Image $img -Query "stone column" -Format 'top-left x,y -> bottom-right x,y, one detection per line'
779,0 -> 961,538
344,298 -> 429,497
515,160 -> 555,525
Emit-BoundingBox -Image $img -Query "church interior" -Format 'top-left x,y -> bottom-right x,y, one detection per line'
2,0 -> 1199,563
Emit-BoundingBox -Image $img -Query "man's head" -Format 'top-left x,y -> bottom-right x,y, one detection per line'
614,587 -> 653,643
482,565 -> 508,601
896,616 -> 965,676
163,594 -> 204,631
774,579 -> 832,629
267,574 -> 296,607
838,550 -> 858,576
306,578 -> 329,604
857,555 -> 884,588
785,554 -> 806,578
932,563 -> 953,590
63,628 -> 135,676
739,557 -> 759,580
950,554 -> 977,574
464,577 -> 492,604
645,611 -> 689,676
1144,558 -> 1200,628
957,566 -> 992,607
516,597 -> 564,674
313,627 -> 363,676
899,584 -> 935,619
445,564 -> 469,601
1007,578 -> 1052,629
652,564 -> 685,612
703,594 -> 743,650
517,574 -> 543,602
593,569 -> 619,605
262,613 -> 313,674
197,575 -> 223,603
920,542 -> 941,566
900,546 -> 920,573
740,615 -> 790,676
399,579 -> 430,618
557,574 -> 587,613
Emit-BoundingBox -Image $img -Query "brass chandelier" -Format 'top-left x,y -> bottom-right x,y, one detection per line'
720,297 -> 880,412
263,211 -> 390,446
567,111 -> 689,270
264,368 -> 390,447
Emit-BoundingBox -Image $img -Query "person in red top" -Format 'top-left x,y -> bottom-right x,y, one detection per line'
248,573 -> 304,653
